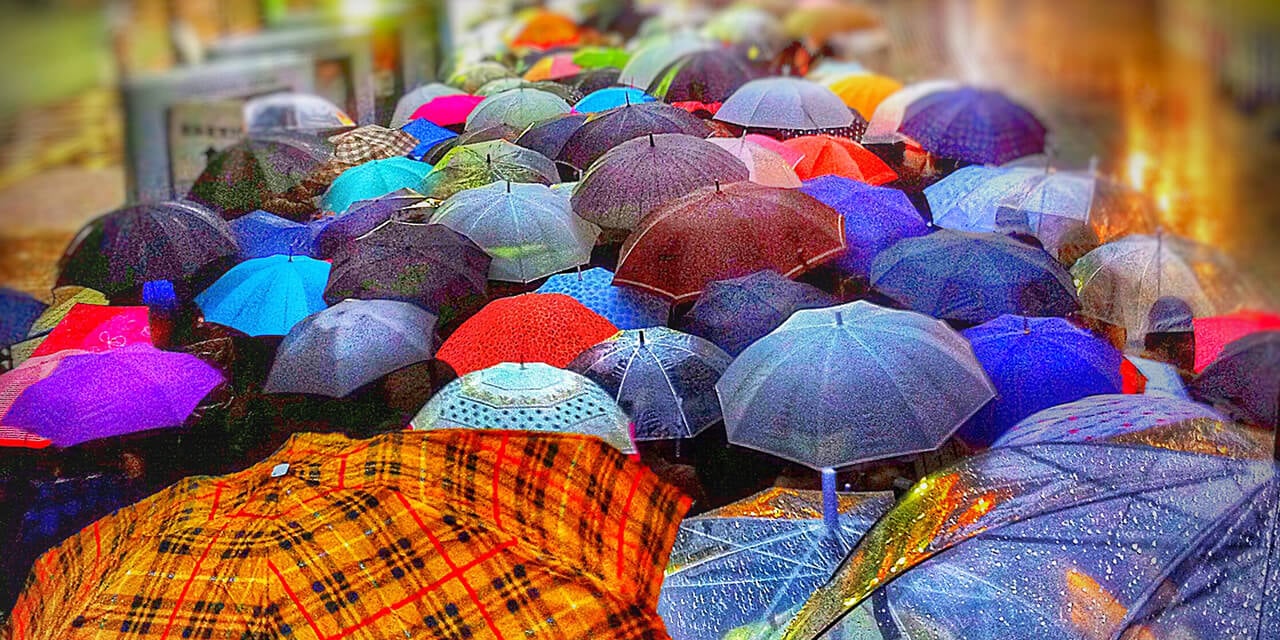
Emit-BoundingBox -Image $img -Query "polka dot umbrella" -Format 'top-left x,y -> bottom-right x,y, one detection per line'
898,87 -> 1047,165
535,267 -> 670,330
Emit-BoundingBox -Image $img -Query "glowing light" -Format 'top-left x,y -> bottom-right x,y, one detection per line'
340,0 -> 380,20
1126,151 -> 1150,191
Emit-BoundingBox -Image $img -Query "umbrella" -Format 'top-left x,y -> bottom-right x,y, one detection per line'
465,88 -> 571,132
420,123 -> 524,165
507,8 -> 581,50
702,6 -> 787,53
0,351 -> 87,449
798,176 -> 929,279
313,190 -> 426,258
320,157 -> 432,215
719,301 -> 994,469
705,136 -> 804,188
680,269 -> 836,357
572,133 -> 749,230
781,135 -> 897,184
1194,310 -> 1280,372
409,93 -> 486,127
514,112 -> 589,163
327,124 -> 418,167
29,303 -> 151,358
57,200 -> 238,297
447,61 -> 517,94
781,441 -> 1280,640
957,315 -> 1125,448
568,328 -> 731,441
436,293 -> 618,376
410,362 -> 633,453
264,299 -> 437,398
615,181 -> 846,303
390,82 -> 465,128
2,344 -> 223,448
572,46 -> 630,70
323,221 -> 490,324
419,140 -> 559,201
227,210 -> 323,259
561,102 -> 711,169
649,48 -> 758,104
574,87 -> 658,114
619,34 -> 715,89
899,87 -> 1047,164
715,77 -> 855,131
187,135 -> 330,219
523,54 -> 583,81
871,230 -> 1080,324
1191,331 -> 1280,428
535,267 -> 670,330
9,287 -> 108,365
563,67 -> 624,96
475,78 -> 582,103
5,429 -> 688,639
658,488 -> 893,640
243,92 -> 353,134
195,255 -> 330,336
861,79 -> 960,144
0,288 -> 45,347
430,181 -> 598,283
805,60 -> 869,83
825,73 -> 902,121
784,0 -> 882,45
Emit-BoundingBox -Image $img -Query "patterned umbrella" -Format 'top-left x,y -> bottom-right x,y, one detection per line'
568,328 -> 731,440
323,221 -> 490,324
1191,331 -> 1280,428
0,350 -> 87,449
782,135 -> 897,184
681,269 -> 836,357
658,488 -> 893,640
535,267 -> 670,330
195,255 -> 330,336
798,176 -> 929,279
0,288 -> 46,348
615,181 -> 846,303
227,210 -> 324,259
717,301 -> 995,469
243,92 -> 353,134
187,135 -> 330,219
7,287 -> 108,364
705,136 -> 803,188
650,48 -> 758,104
328,125 -> 418,167
466,88 -> 571,132
313,190 -> 426,259
861,79 -> 959,144
513,113 -> 589,164
420,140 -> 559,201
2,344 -> 223,448
825,73 -> 902,121
411,362 -> 633,453
29,303 -> 151,358
410,94 -> 486,127
871,230 -> 1080,324
4,430 -> 688,639
715,77 -> 856,132
572,133 -> 749,230
1194,310 -> 1280,372
57,201 -> 238,297
391,82 -> 465,128
320,157 -> 432,215
574,87 -> 658,114
561,102 -> 711,169
436,293 -> 618,376
899,87 -> 1047,165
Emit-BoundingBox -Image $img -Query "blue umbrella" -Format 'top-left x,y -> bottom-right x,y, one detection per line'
799,176 -> 931,279
320,157 -> 432,215
1,288 -> 46,347
568,328 -> 732,440
680,269 -> 835,356
227,210 -> 325,259
956,315 -> 1124,448
574,86 -> 657,113
899,87 -> 1047,165
870,230 -> 1080,324
194,255 -> 330,336
535,267 -> 669,329
400,118 -> 458,161
994,394 -> 1245,449
1191,331 -> 1280,428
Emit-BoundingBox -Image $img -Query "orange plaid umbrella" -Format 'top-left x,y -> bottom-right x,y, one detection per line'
5,429 -> 689,640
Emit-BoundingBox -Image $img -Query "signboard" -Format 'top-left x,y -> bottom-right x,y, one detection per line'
166,99 -> 247,197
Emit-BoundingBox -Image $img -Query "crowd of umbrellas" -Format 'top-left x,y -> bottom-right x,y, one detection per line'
1,2 -> 1278,639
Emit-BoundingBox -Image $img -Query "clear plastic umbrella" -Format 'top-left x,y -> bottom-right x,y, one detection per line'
465,88 -> 571,132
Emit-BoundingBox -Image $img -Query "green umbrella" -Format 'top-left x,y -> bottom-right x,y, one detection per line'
419,140 -> 559,201
573,46 -> 631,70
475,78 -> 583,103
465,88 -> 571,132
447,60 -> 515,93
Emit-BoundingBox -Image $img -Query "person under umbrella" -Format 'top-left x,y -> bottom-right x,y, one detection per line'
681,269 -> 836,356
824,73 -> 902,122
574,87 -> 658,113
27,303 -> 151,358
195,255 -> 330,337
535,267 -> 670,330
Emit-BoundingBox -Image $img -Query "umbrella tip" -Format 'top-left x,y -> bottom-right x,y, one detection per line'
638,330 -> 645,346
834,311 -> 843,326
648,132 -> 655,147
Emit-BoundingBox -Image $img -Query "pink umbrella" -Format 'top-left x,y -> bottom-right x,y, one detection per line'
0,350 -> 89,449
409,94 -> 485,127
706,136 -> 803,187
1193,310 -> 1280,372
29,304 -> 151,358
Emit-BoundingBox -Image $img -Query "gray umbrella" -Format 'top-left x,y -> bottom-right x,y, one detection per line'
464,88 -> 571,133
715,77 -> 855,130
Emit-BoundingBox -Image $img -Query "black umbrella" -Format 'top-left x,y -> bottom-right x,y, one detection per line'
649,49 -> 759,104
1191,331 -> 1280,428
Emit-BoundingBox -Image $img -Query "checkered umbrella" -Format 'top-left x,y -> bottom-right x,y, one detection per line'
328,125 -> 419,167
4,429 -> 690,639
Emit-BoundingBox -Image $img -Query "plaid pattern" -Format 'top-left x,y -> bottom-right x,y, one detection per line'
328,125 -> 418,167
5,430 -> 690,639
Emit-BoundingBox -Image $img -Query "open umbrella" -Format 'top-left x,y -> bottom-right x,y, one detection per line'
507,8 -> 581,50
798,176 -> 929,279
572,46 -> 630,70
400,118 -> 458,161
680,269 -> 836,357
871,230 -> 1080,324
535,267 -> 670,330
187,134 -> 330,219
1191,331 -> 1280,428
28,303 -> 151,358
410,93 -> 486,127
312,190 -> 425,258
466,88 -> 572,132
649,48 -> 758,104
702,6 -> 787,54
436,293 -> 618,376
569,328 -> 731,440
195,255 -> 330,336
411,362 -> 633,453
616,181 -> 846,303
784,0 -> 882,46
572,133 -> 749,230
475,78 -> 581,103
561,102 -> 711,169
320,157 -> 432,215
861,79 -> 960,144
1194,310 -> 1280,372
0,350 -> 87,449
825,73 -> 902,121
574,87 -> 658,114
7,287 -> 108,364
243,92 -> 353,134
327,124 -> 418,167
899,87 -> 1047,165
421,124 -> 524,165
619,34 -> 715,89
5,429 -> 687,639
514,112 -> 589,164
523,53 -> 583,81
227,210 -> 323,259
419,140 -> 559,201
705,136 -> 804,188
0,288 -> 46,348
448,61 -> 517,94
782,135 -> 897,184
391,82 -> 465,127
715,77 -> 858,134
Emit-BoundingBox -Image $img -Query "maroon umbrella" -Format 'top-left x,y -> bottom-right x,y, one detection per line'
572,133 -> 749,231
615,182 -> 846,302
561,102 -> 711,169
649,49 -> 759,104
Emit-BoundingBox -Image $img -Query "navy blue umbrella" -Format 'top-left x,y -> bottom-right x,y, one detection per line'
799,176 -> 930,279
0,288 -> 46,347
681,269 -> 836,356
400,118 -> 458,161
899,87 -> 1046,165
1191,331 -> 1280,428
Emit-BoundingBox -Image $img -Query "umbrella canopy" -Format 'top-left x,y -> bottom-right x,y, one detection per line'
57,200 -> 238,297
320,157 -> 432,215
572,133 -> 749,230
861,79 -> 960,144
784,0 -> 882,45
659,488 -> 893,640
616,181 -> 846,303
782,135 -> 897,184
568,328 -> 732,440
1194,310 -> 1280,372
619,34 -> 715,89
2,344 -> 223,448
328,125 -> 418,167
323,221 -> 490,324
227,209 -> 323,259
719,301 -> 994,469
799,176 -> 929,278
1191,331 -> 1280,428
195,255 -> 330,336
0,288 -> 46,347
5,429 -> 688,639
29,303 -> 151,358
574,87 -> 658,114
419,140 -> 559,201
312,190 -> 425,258
11,287 -> 108,363
187,135 -> 330,219
0,350 -> 87,449
899,87 -> 1047,164
409,93 -> 486,127
715,77 -> 854,131
508,9 -> 581,50
535,267 -> 670,330
431,181 -> 598,283
871,230 -> 1080,324
561,102 -> 711,169
957,315 -> 1125,448
781,441 -> 1280,640
466,88 -> 572,132
513,112 -> 589,163
825,73 -> 902,121
390,82 -> 465,127
476,78 -> 582,103
992,394 -> 1258,450
436,293 -> 618,376
705,136 -> 803,187
243,92 -> 353,134
702,6 -> 787,53
447,61 -> 517,94
264,299 -> 437,398
422,124 -> 525,165
572,46 -> 630,70
523,53 -> 583,81
411,362 -> 633,453
681,269 -> 836,356
649,48 -> 758,104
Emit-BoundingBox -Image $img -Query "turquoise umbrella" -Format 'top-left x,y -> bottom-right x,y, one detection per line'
574,87 -> 657,113
194,255 -> 330,336
320,157 -> 432,215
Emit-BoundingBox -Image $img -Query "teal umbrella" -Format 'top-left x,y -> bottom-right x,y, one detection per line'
194,255 -> 330,336
320,157 -> 432,215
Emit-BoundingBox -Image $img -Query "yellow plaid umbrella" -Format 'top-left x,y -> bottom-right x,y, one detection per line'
6,286 -> 108,366
826,74 -> 903,121
6,430 -> 690,639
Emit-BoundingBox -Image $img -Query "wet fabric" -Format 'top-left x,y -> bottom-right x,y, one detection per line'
1190,331 -> 1280,428
195,255 -> 330,337
798,176 -> 929,278
535,268 -> 670,330
680,269 -> 836,357
187,135 -> 330,219
898,87 -> 1047,164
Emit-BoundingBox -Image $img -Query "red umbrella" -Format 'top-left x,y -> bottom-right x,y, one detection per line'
782,134 -> 897,184
409,94 -> 484,127
615,182 -> 846,302
30,304 -> 151,358
436,293 -> 619,376
1193,310 -> 1280,372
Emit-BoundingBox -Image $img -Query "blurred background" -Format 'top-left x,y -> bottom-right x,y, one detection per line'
0,0 -> 1277,297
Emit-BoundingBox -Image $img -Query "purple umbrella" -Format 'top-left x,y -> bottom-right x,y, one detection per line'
1190,331 -> 1280,428
680,269 -> 836,356
3,345 -> 224,448
514,112 -> 589,163
313,189 -> 427,259
561,102 -> 711,169
799,176 -> 930,279
649,48 -> 759,104
571,133 -> 749,230
899,87 -> 1047,165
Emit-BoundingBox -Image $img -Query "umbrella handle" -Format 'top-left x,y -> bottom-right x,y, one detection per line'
821,467 -> 839,532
